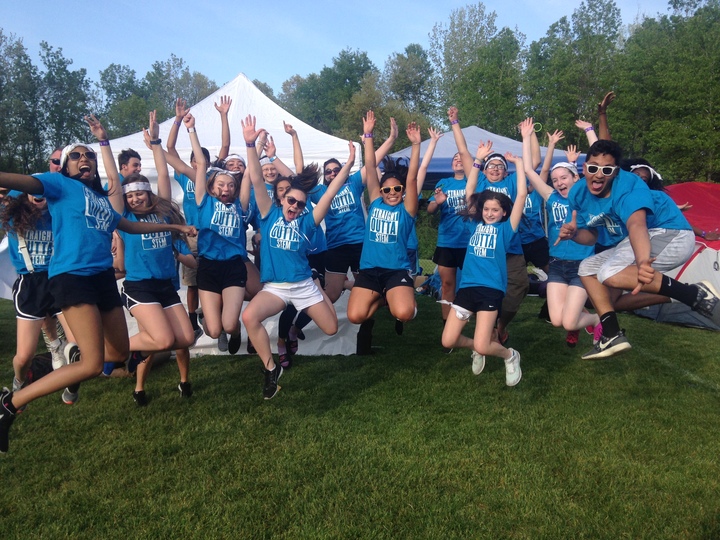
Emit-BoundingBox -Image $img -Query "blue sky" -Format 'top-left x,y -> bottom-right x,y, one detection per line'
2,0 -> 670,96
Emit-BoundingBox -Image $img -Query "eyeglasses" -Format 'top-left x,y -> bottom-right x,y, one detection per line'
380,185 -> 403,194
486,163 -> 506,171
68,150 -> 97,161
285,196 -> 306,209
49,158 -> 61,166
586,164 -> 617,176
324,167 -> 341,176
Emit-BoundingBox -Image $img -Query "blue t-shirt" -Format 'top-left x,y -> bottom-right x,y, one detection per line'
546,191 -> 594,261
258,204 -> 317,283
310,170 -> 366,249
33,172 -> 121,277
120,210 -> 176,281
519,188 -> 547,244
196,193 -> 249,261
173,171 -> 198,226
475,173 -> 523,255
5,204 -> 53,274
460,219 -> 516,293
429,176 -> 470,249
360,198 -> 416,271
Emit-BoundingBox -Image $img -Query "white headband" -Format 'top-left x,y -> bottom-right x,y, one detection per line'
629,164 -> 662,181
122,182 -> 152,194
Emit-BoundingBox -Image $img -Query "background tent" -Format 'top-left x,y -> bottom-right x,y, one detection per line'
390,126 -> 573,189
634,181 -> 720,330
91,72 -> 361,188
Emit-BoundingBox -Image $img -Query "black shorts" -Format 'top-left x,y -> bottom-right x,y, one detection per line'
122,278 -> 182,311
432,246 -> 466,269
522,236 -> 550,268
454,286 -> 505,313
197,256 -> 248,294
308,251 -> 326,287
325,243 -> 362,274
13,272 -> 59,320
354,267 -> 414,295
50,268 -> 123,312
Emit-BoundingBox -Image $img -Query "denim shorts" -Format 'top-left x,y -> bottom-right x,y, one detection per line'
547,258 -> 583,288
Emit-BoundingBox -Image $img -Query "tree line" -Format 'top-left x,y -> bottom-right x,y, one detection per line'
1,0 -> 718,182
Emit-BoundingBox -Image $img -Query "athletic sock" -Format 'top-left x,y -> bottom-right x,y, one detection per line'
2,392 -> 17,415
658,276 -> 698,306
189,312 -> 199,331
599,311 -> 620,338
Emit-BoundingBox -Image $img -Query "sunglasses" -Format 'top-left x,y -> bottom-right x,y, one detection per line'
586,164 -> 617,176
68,150 -> 97,161
380,185 -> 403,194
324,167 -> 341,176
49,158 -> 61,166
285,196 -> 307,209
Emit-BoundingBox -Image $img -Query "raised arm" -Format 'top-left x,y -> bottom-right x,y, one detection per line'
597,91 -> 615,141
215,95 -> 232,161
539,130 -> 564,183
465,140 -> 494,204
564,145 -> 580,165
526,118 -> 542,170
363,111 -> 380,202
313,141 -> 356,226
284,121 -> 304,172
262,134 -> 294,177
0,173 -> 43,195
242,115 -> 271,218
507,152 -> 527,232
86,114 -> 123,213
404,122 -> 422,217
145,110 -> 172,201
361,117 -> 398,185
522,120 -> 553,201
165,98 -> 195,178
448,106 -> 473,176
184,114 -> 207,206
576,120 -> 598,146
417,127 -> 443,191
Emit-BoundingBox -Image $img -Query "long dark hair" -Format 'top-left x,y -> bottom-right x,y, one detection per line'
380,157 -> 409,187
280,163 -> 321,194
0,193 -> 46,237
464,190 -> 512,223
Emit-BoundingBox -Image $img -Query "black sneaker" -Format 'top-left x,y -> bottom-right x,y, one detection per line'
692,281 -> 720,325
127,351 -> 145,374
356,318 -> 375,355
247,339 -> 256,355
581,330 -> 632,360
395,320 -> 404,335
133,390 -> 148,407
178,382 -> 193,398
1,388 -> 17,453
228,333 -> 241,355
263,365 -> 283,400
64,342 -> 81,364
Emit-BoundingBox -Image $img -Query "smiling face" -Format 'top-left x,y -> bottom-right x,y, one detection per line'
550,167 -> 579,198
225,158 -> 246,174
380,177 -> 404,206
211,174 -> 238,204
125,190 -> 151,211
583,153 -> 618,198
120,157 -> 142,177
484,158 -> 507,183
262,163 -> 278,184
482,198 -> 506,224
65,145 -> 97,183
451,153 -> 464,175
282,188 -> 307,221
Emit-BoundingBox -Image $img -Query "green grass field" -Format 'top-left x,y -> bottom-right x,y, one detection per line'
1,295 -> 719,539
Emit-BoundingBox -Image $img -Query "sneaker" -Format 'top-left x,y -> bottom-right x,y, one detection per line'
692,281 -> 720,325
395,320 -> 404,335
505,349 -> 522,386
0,388 -> 17,453
247,339 -> 256,355
471,351 -> 485,375
279,352 -> 293,370
585,324 -> 595,336
178,381 -> 193,398
228,333 -> 241,355
63,342 -> 81,365
192,326 -> 203,344
50,340 -> 67,370
127,351 -> 145,374
217,332 -> 228,352
62,387 -> 79,405
133,390 -> 148,407
592,323 -> 603,345
527,263 -> 548,282
581,329 -> 632,360
566,330 -> 580,348
263,365 -> 283,400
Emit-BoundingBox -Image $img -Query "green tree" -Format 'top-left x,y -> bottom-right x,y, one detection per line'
382,44 -> 435,117
253,79 -> 276,102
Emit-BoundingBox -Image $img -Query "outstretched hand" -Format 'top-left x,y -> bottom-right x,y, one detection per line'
564,145 -> 580,163
241,115 -> 262,144
406,122 -> 421,145
598,91 -> 616,113
183,112 -> 195,130
575,119 -> 594,132
519,118 -> 535,138
265,135 -> 276,158
148,110 -> 159,140
555,210 -> 578,245
447,106 -> 459,123
347,140 -> 356,164
547,130 -> 564,146
475,139 -> 493,161
283,121 -> 297,137
214,95 -> 232,115
85,114 -> 108,141
175,98 -> 189,119
389,117 -> 398,140
428,127 -> 444,143
363,110 -> 376,135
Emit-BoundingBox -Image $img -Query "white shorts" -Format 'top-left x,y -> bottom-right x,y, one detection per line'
579,229 -> 695,283
262,277 -> 325,311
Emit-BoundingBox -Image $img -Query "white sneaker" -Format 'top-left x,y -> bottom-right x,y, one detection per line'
50,340 -> 67,370
62,387 -> 78,405
504,348 -> 522,387
527,263 -> 548,282
471,351 -> 485,375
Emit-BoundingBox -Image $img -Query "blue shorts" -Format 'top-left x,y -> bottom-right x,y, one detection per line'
547,258 -> 583,288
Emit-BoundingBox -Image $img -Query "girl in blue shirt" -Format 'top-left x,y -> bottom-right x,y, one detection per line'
240,113 -> 357,399
441,120 -> 530,387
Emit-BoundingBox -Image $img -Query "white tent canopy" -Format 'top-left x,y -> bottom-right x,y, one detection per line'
92,72 -> 360,186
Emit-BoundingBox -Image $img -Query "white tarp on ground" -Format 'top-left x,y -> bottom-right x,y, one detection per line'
90,71 -> 361,187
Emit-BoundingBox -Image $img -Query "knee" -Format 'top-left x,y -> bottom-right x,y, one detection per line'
347,311 -> 364,325
325,323 -> 338,336
441,334 -> 455,349
392,306 -> 416,323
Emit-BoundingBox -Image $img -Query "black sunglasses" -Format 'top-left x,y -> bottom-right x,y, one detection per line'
324,167 -> 341,176
68,150 -> 97,161
285,196 -> 307,209
586,164 -> 617,176
380,185 -> 403,194
49,158 -> 61,166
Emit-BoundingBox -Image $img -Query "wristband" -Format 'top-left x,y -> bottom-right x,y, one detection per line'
187,127 -> 196,133
363,133 -> 373,138
246,142 -> 255,148
701,230 -> 707,238
269,156 -> 277,163
99,140 -> 110,147
150,138 -> 162,145
451,120 -> 459,125
584,126 -> 594,132
174,120 -> 182,127
472,162 -> 481,169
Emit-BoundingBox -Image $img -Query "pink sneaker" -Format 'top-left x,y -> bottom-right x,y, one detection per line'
566,330 -> 580,348
593,323 -> 603,345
